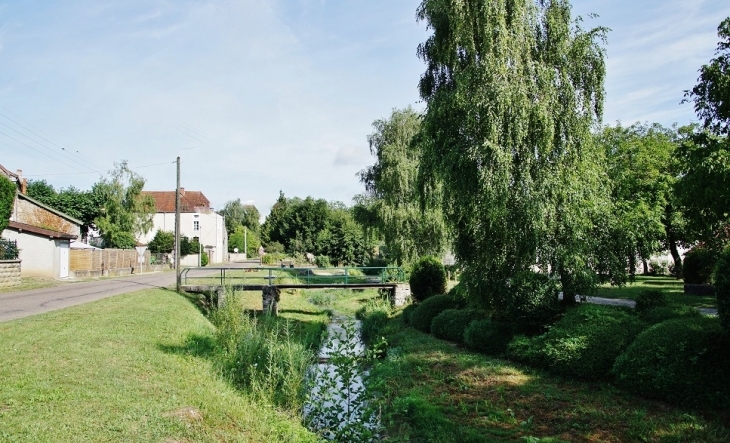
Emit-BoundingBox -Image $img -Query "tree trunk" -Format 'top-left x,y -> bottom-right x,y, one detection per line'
642,256 -> 650,275
668,236 -> 683,278
559,266 -> 577,307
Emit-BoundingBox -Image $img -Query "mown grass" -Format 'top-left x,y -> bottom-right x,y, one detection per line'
0,277 -> 61,294
369,310 -> 730,442
0,288 -> 320,442
595,275 -> 717,309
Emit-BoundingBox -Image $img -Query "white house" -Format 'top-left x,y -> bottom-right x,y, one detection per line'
1,165 -> 81,279
138,188 -> 227,264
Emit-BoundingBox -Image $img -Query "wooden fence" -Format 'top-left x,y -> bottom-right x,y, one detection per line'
70,249 -> 151,272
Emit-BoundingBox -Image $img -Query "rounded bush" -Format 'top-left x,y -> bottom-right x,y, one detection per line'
639,304 -> 702,325
714,246 -> 730,333
410,294 -> 463,333
431,309 -> 485,343
493,271 -> 561,329
401,304 -> 417,325
515,304 -> 646,379
409,256 -> 447,302
506,335 -> 546,367
683,247 -> 717,284
464,319 -> 514,356
612,317 -> 730,408
634,290 -> 667,313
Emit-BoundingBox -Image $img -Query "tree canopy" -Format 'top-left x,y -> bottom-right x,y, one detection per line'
676,17 -> 730,247
219,198 -> 260,235
0,175 -> 16,233
357,107 -> 447,266
416,0 -> 609,309
26,179 -> 103,236
93,161 -> 155,249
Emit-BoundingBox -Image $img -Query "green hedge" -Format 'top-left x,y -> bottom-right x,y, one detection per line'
634,290 -> 667,313
714,246 -> 730,333
401,304 -> 417,325
431,309 -> 485,343
409,256 -> 447,302
464,320 -> 514,356
410,295 -> 463,333
0,175 -> 15,233
612,317 -> 730,408
506,304 -> 645,379
494,271 -> 561,330
683,247 -> 717,284
638,304 -> 702,325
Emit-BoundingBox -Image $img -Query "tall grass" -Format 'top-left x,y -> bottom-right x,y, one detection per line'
211,292 -> 317,411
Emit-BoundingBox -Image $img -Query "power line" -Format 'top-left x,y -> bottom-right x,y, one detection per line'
0,131 -> 91,173
21,160 -> 176,177
0,105 -> 105,171
0,119 -> 96,173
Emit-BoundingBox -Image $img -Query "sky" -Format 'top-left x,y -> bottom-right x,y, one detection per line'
1,0 -> 729,218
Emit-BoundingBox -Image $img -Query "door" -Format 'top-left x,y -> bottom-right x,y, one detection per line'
59,241 -> 69,278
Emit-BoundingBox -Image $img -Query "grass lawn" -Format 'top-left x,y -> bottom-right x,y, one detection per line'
0,277 -> 61,294
370,312 -> 730,442
0,288 -> 319,442
594,275 -> 717,309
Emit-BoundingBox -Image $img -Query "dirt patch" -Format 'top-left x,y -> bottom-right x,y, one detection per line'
163,407 -> 204,423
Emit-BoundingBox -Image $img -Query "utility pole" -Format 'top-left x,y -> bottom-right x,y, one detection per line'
175,156 -> 181,293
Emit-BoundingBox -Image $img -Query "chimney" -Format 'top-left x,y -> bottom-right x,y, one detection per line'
179,187 -> 185,196
21,178 -> 27,195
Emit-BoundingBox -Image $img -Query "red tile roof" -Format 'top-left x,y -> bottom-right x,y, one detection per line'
142,190 -> 211,213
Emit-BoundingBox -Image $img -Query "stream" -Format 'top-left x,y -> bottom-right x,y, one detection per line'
304,314 -> 380,441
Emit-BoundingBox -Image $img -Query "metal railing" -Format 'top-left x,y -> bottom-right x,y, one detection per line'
181,266 -> 406,287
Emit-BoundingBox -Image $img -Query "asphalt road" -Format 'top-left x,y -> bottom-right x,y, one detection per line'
0,268 -> 220,323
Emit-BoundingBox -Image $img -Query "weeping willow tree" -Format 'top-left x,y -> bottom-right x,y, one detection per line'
357,107 -> 447,267
417,0 -> 616,308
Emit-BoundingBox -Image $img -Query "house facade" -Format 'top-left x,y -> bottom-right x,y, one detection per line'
138,188 -> 227,264
1,165 -> 81,279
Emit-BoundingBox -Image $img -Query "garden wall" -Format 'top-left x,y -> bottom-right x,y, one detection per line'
69,249 -> 161,278
0,260 -> 21,288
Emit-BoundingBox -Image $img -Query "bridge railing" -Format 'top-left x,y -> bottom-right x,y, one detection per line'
181,266 -> 406,287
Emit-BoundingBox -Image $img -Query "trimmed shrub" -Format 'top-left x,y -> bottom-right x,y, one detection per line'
409,256 -> 447,302
634,290 -> 667,313
431,309 -> 485,343
714,246 -> 730,333
201,251 -> 209,267
401,304 -> 417,325
506,334 -> 547,367
315,255 -> 331,268
464,319 -> 514,356
507,304 -> 646,379
613,317 -> 730,408
492,271 -> 561,330
683,247 -> 718,284
410,294 -> 463,333
639,304 -> 702,325
148,230 -> 174,253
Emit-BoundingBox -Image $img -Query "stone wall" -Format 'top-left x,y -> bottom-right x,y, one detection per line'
0,260 -> 21,288
391,284 -> 411,307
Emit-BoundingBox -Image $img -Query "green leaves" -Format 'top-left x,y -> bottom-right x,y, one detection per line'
417,0 -> 608,305
0,175 -> 16,233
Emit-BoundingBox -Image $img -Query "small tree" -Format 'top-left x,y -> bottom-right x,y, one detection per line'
148,230 -> 174,253
409,256 -> 447,302
228,225 -> 262,257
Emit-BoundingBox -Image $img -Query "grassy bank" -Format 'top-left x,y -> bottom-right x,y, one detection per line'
594,275 -> 717,309
369,312 -> 730,442
0,288 -> 320,442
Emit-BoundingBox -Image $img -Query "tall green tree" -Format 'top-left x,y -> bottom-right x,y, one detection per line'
0,175 -> 16,233
416,0 -> 609,309
357,107 -> 447,267
677,17 -> 730,247
219,198 -> 260,235
93,161 -> 155,249
27,180 -> 103,237
596,123 -> 684,275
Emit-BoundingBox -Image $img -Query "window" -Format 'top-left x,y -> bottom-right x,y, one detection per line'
193,220 -> 200,231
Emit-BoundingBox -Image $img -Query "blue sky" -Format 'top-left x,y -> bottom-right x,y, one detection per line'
1,0 -> 729,217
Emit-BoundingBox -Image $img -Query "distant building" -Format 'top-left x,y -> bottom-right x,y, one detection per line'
138,188 -> 227,264
1,164 -> 80,278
